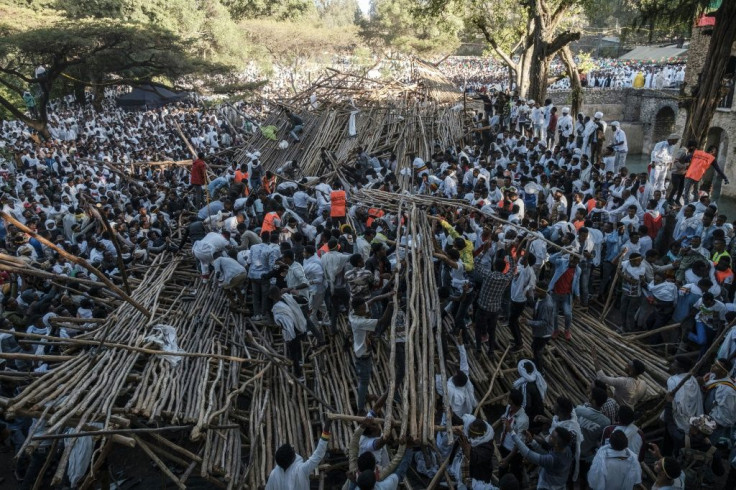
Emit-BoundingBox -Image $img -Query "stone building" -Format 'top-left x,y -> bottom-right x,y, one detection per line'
675,16 -> 736,198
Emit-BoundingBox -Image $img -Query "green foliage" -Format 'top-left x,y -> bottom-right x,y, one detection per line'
51,0 -> 249,67
575,52 -> 596,74
241,18 -> 358,67
222,0 -> 316,21
0,17 -> 227,125
360,0 -> 462,57
317,0 -> 362,28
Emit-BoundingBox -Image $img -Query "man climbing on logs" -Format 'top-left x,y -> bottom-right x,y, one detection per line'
191,230 -> 232,283
265,419 -> 332,489
268,286 -> 308,382
348,293 -> 393,414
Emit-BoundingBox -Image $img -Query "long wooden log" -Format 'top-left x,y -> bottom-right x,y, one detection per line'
0,330 -> 269,364
31,424 -> 238,441
86,204 -> 131,294
0,211 -> 151,319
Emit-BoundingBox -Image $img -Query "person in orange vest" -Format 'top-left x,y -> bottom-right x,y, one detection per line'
365,207 -> 384,229
713,256 -> 734,298
261,206 -> 282,236
329,184 -> 347,225
261,171 -> 277,195
683,144 -> 728,204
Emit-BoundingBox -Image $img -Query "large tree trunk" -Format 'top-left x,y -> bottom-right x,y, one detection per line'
682,1 -> 736,146
527,49 -> 550,104
517,47 -> 533,97
559,45 -> 583,116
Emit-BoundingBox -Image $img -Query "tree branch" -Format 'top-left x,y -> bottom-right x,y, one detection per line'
547,30 -> 581,56
476,20 -> 518,71
0,94 -> 35,126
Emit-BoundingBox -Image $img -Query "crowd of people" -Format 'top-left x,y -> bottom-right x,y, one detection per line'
440,56 -> 686,94
0,67 -> 735,490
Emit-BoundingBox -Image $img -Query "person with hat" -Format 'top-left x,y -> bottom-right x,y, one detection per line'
651,133 -> 680,193
609,121 -> 628,172
558,107 -> 573,143
265,419 -> 331,489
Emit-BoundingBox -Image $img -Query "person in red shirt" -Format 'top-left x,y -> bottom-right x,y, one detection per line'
191,152 -> 207,207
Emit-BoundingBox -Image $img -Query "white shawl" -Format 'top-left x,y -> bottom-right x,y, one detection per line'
512,360 -> 548,408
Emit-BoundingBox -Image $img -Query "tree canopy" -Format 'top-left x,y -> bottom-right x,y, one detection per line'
359,0 -> 463,57
0,7 -> 227,134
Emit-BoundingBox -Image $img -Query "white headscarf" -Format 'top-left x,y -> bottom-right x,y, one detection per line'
512,359 -> 548,407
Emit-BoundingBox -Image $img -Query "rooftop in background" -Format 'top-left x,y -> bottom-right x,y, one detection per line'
619,44 -> 689,63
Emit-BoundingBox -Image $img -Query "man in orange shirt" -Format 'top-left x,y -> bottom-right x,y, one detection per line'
683,144 -> 728,204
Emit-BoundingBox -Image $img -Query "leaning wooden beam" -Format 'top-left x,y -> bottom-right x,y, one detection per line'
133,435 -> 187,490
355,189 -> 582,258
31,424 -> 237,441
0,211 -> 152,319
0,329 -> 269,364
0,260 -> 109,289
86,204 -> 131,294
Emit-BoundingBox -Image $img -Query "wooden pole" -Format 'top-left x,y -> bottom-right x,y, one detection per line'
0,211 -> 151,319
86,204 -> 131,294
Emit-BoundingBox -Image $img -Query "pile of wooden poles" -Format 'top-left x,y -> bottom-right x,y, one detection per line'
232,72 -> 466,180
4,253 -> 264,489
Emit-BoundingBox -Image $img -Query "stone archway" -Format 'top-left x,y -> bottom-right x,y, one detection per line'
652,106 -> 677,145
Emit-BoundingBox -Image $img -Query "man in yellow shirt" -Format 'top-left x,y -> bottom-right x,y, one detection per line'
439,218 -> 475,272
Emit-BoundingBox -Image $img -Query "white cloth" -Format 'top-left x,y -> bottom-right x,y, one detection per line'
665,374 -> 703,432
512,360 -> 548,408
552,413 -> 583,481
587,445 -> 642,490
144,324 -> 184,367
272,294 -> 308,342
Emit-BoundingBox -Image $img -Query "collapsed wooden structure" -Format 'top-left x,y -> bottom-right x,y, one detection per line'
0,61 -> 677,489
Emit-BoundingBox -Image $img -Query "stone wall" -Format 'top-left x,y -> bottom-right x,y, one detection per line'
548,88 -> 680,154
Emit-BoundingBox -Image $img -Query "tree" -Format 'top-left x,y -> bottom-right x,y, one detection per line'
360,0 -> 462,57
639,0 -> 736,147
55,0 -> 249,67
0,20 -> 224,138
222,0 -> 316,21
317,0 -> 362,28
241,18 -> 358,93
429,0 -> 586,105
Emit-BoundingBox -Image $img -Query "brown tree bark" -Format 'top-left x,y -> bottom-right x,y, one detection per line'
559,45 -> 583,116
682,0 -> 736,146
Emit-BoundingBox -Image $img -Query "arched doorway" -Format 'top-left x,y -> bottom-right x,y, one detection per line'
651,106 -> 676,145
